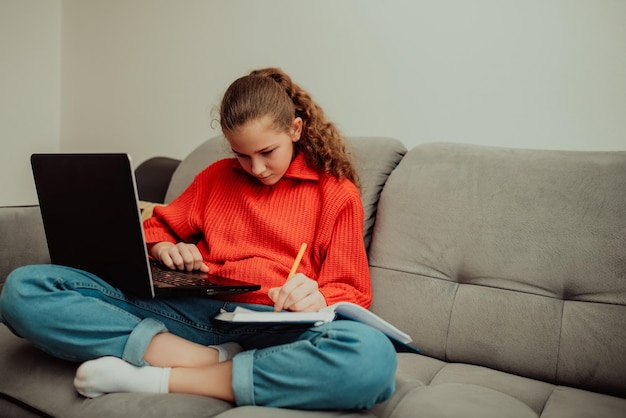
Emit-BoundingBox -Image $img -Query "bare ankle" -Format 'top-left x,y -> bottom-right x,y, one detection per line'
169,362 -> 234,401
145,333 -> 218,367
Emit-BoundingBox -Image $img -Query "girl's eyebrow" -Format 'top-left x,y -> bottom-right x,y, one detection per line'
232,144 -> 277,156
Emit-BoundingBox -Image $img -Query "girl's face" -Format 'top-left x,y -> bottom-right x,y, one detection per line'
226,116 -> 302,186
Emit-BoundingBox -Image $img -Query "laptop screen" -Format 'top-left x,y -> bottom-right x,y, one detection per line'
31,153 -> 155,297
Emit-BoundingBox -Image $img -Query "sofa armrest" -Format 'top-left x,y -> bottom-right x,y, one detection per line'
0,205 -> 50,287
135,157 -> 181,204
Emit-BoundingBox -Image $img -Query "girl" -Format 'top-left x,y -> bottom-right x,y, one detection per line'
0,68 -> 397,410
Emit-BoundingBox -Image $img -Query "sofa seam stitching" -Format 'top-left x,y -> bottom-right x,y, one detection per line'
538,385 -> 559,417
441,282 -> 462,362
554,299 -> 565,383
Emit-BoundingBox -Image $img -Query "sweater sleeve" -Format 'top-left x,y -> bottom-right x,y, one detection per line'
142,175 -> 203,245
316,192 -> 372,309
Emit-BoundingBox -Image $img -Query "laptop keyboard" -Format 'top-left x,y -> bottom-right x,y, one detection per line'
150,265 -> 209,287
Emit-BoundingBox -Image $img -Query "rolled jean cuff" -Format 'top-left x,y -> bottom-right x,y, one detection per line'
231,348 -> 256,406
122,317 -> 168,366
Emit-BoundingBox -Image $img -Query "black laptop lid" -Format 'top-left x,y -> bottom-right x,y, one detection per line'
31,153 -> 155,297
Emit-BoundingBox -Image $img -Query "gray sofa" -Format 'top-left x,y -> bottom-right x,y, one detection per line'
1,137 -> 625,418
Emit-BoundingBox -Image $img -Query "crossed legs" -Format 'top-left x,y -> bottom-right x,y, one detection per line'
75,332 -> 238,401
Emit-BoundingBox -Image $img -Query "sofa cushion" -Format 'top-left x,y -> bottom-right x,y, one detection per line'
0,205 -> 49,286
164,136 -> 406,249
387,383 -> 538,418
164,136 -> 232,203
368,143 -> 626,398
213,406 -> 377,418
371,353 -> 626,418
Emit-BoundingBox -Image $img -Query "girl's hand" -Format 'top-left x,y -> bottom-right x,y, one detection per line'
149,242 -> 209,272
268,274 -> 327,312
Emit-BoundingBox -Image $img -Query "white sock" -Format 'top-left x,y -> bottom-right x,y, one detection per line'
74,356 -> 170,398
208,342 -> 243,362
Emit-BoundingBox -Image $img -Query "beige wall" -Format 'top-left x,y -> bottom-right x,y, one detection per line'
3,0 -> 626,206
1,0 -> 61,205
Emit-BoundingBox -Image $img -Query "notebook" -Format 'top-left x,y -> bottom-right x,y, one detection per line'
30,153 -> 261,299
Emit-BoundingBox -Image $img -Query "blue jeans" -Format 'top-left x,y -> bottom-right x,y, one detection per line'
0,264 -> 396,410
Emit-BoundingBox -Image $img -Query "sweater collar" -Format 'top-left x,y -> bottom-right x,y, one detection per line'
282,153 -> 319,181
233,152 -> 319,182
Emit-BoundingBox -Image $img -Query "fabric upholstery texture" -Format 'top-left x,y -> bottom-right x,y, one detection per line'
0,206 -> 49,287
368,143 -> 626,401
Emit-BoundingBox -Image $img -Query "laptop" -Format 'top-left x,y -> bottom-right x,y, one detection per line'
30,153 -> 261,298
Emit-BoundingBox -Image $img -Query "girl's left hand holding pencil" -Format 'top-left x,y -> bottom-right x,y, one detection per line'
268,274 -> 327,312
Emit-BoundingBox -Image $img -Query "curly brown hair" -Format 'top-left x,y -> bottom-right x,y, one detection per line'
219,68 -> 360,188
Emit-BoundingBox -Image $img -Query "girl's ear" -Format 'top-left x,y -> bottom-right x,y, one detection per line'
290,117 -> 303,142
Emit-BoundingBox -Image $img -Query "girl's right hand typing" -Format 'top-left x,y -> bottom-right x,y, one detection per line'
149,242 -> 209,272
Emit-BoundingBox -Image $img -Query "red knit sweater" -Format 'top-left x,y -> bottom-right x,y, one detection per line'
143,153 -> 372,308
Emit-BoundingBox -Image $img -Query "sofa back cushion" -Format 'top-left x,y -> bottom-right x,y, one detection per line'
165,136 -> 406,249
368,143 -> 626,397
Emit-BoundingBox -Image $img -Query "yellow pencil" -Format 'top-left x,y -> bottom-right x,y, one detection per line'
287,243 -> 307,281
